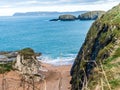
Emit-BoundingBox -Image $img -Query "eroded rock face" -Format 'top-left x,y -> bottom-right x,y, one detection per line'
70,4 -> 120,90
50,14 -> 77,21
13,48 -> 44,82
78,11 -> 105,20
59,15 -> 76,21
58,14 -> 77,21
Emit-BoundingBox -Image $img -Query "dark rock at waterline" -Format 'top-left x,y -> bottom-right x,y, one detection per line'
50,19 -> 59,21
78,11 -> 105,20
71,4 -> 120,90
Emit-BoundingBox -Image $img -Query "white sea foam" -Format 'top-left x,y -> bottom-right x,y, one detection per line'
37,54 -> 76,66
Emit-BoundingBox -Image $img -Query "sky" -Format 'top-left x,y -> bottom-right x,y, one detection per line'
0,0 -> 120,16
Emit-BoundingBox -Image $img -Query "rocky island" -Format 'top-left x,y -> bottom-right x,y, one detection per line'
50,11 -> 105,21
78,11 -> 105,20
71,4 -> 120,90
50,14 -> 77,21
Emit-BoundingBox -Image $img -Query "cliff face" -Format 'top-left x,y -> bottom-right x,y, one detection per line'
71,4 -> 120,90
78,11 -> 105,20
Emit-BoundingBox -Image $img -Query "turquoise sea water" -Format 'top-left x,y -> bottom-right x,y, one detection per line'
0,16 -> 94,65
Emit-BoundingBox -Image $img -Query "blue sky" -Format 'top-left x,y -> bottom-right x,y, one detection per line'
0,0 -> 119,16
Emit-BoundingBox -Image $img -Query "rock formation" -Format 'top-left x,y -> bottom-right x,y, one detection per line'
71,4 -> 120,90
50,14 -> 77,21
13,48 -> 44,82
58,14 -> 77,21
78,11 -> 105,20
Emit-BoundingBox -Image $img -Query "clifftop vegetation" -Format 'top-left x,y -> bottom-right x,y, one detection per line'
71,4 -> 120,90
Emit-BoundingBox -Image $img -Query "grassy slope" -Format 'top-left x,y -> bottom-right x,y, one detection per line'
71,4 -> 120,90
88,4 -> 120,90
88,48 -> 120,90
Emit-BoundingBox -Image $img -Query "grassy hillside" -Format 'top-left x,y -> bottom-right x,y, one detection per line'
71,4 -> 120,90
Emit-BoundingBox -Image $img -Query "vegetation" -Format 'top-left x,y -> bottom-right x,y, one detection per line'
100,4 -> 120,25
88,48 -> 120,90
19,48 -> 35,59
0,62 -> 13,73
113,48 -> 120,58
71,4 -> 120,90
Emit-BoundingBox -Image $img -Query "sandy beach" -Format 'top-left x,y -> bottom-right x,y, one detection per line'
0,62 -> 72,90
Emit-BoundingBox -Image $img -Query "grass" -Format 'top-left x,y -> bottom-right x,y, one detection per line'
19,48 -> 35,59
86,47 -> 120,90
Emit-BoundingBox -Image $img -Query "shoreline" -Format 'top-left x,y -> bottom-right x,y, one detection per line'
0,62 -> 72,90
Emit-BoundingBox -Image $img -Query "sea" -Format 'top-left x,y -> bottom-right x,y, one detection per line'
0,16 -> 94,65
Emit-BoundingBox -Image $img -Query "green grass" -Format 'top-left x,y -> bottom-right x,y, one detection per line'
113,48 -> 120,58
109,79 -> 120,88
19,48 -> 35,59
87,46 -> 120,89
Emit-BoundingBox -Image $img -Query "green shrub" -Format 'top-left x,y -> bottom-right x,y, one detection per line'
19,48 -> 35,59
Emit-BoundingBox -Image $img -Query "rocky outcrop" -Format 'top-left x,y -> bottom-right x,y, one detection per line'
50,14 -> 77,21
78,11 -> 105,20
59,14 -> 77,21
71,4 -> 120,90
13,48 -> 44,82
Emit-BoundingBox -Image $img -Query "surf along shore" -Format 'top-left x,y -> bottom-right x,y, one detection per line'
0,53 -> 72,90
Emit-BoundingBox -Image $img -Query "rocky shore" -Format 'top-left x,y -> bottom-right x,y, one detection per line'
0,48 -> 71,90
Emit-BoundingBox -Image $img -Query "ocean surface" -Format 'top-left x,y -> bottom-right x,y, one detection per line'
0,16 -> 94,65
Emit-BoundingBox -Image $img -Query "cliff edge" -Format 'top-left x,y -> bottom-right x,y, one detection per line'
71,4 -> 120,90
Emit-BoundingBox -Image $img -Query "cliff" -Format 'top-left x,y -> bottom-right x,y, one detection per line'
71,4 -> 120,90
78,11 -> 105,20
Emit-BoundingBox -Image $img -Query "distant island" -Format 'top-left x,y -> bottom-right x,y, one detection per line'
13,11 -> 87,16
50,11 -> 105,21
50,14 -> 77,21
13,11 -> 105,21
78,11 -> 105,20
